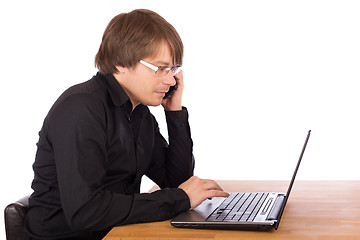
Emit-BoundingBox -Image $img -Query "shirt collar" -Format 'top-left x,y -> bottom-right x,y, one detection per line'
96,72 -> 131,108
95,72 -> 149,118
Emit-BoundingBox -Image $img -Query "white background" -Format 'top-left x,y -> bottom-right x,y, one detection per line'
1,0 -> 359,238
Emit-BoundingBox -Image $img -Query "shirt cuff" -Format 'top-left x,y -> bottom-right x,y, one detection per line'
164,106 -> 188,122
164,107 -> 190,138
169,188 -> 191,213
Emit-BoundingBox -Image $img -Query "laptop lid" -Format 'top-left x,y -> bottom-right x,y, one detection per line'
273,129 -> 311,229
171,130 -> 311,230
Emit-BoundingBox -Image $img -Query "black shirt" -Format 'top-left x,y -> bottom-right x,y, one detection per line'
24,73 -> 194,239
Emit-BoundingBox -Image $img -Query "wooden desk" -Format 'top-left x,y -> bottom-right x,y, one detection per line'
104,180 -> 360,240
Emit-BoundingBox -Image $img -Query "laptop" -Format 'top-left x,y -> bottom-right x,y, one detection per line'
171,130 -> 311,231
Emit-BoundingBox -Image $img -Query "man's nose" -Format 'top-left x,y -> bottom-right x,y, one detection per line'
163,74 -> 176,86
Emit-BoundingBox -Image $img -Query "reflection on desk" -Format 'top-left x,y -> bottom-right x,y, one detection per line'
104,180 -> 360,240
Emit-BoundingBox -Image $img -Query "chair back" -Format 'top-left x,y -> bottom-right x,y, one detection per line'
4,195 -> 30,240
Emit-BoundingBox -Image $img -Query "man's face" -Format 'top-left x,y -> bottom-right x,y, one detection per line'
115,41 -> 176,108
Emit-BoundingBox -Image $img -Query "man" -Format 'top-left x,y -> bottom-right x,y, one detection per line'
24,9 -> 228,239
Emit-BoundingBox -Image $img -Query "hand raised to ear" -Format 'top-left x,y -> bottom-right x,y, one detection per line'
162,70 -> 183,111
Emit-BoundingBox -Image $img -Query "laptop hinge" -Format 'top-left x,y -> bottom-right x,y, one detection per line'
266,194 -> 285,225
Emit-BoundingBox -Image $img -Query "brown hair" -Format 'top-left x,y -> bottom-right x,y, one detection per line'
95,9 -> 183,74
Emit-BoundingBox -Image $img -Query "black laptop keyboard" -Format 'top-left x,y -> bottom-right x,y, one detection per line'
207,192 -> 269,222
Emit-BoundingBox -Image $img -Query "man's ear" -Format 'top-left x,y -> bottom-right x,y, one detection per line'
115,66 -> 127,73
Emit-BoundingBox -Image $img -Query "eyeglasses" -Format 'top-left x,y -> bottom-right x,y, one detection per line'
139,60 -> 181,76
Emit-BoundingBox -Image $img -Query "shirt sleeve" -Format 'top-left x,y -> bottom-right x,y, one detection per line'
146,107 -> 195,189
47,94 -> 190,231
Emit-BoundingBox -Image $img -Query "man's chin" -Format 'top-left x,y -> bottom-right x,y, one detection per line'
142,99 -> 163,107
148,103 -> 162,107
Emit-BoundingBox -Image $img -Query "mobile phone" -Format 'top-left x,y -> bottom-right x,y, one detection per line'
163,82 -> 178,99
163,68 -> 181,99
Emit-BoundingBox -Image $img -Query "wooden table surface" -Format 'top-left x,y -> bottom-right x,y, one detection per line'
104,180 -> 360,240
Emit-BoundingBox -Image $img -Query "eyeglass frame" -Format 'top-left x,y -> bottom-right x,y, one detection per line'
139,60 -> 181,76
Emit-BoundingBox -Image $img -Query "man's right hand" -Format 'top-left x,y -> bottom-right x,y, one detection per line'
178,176 -> 230,210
